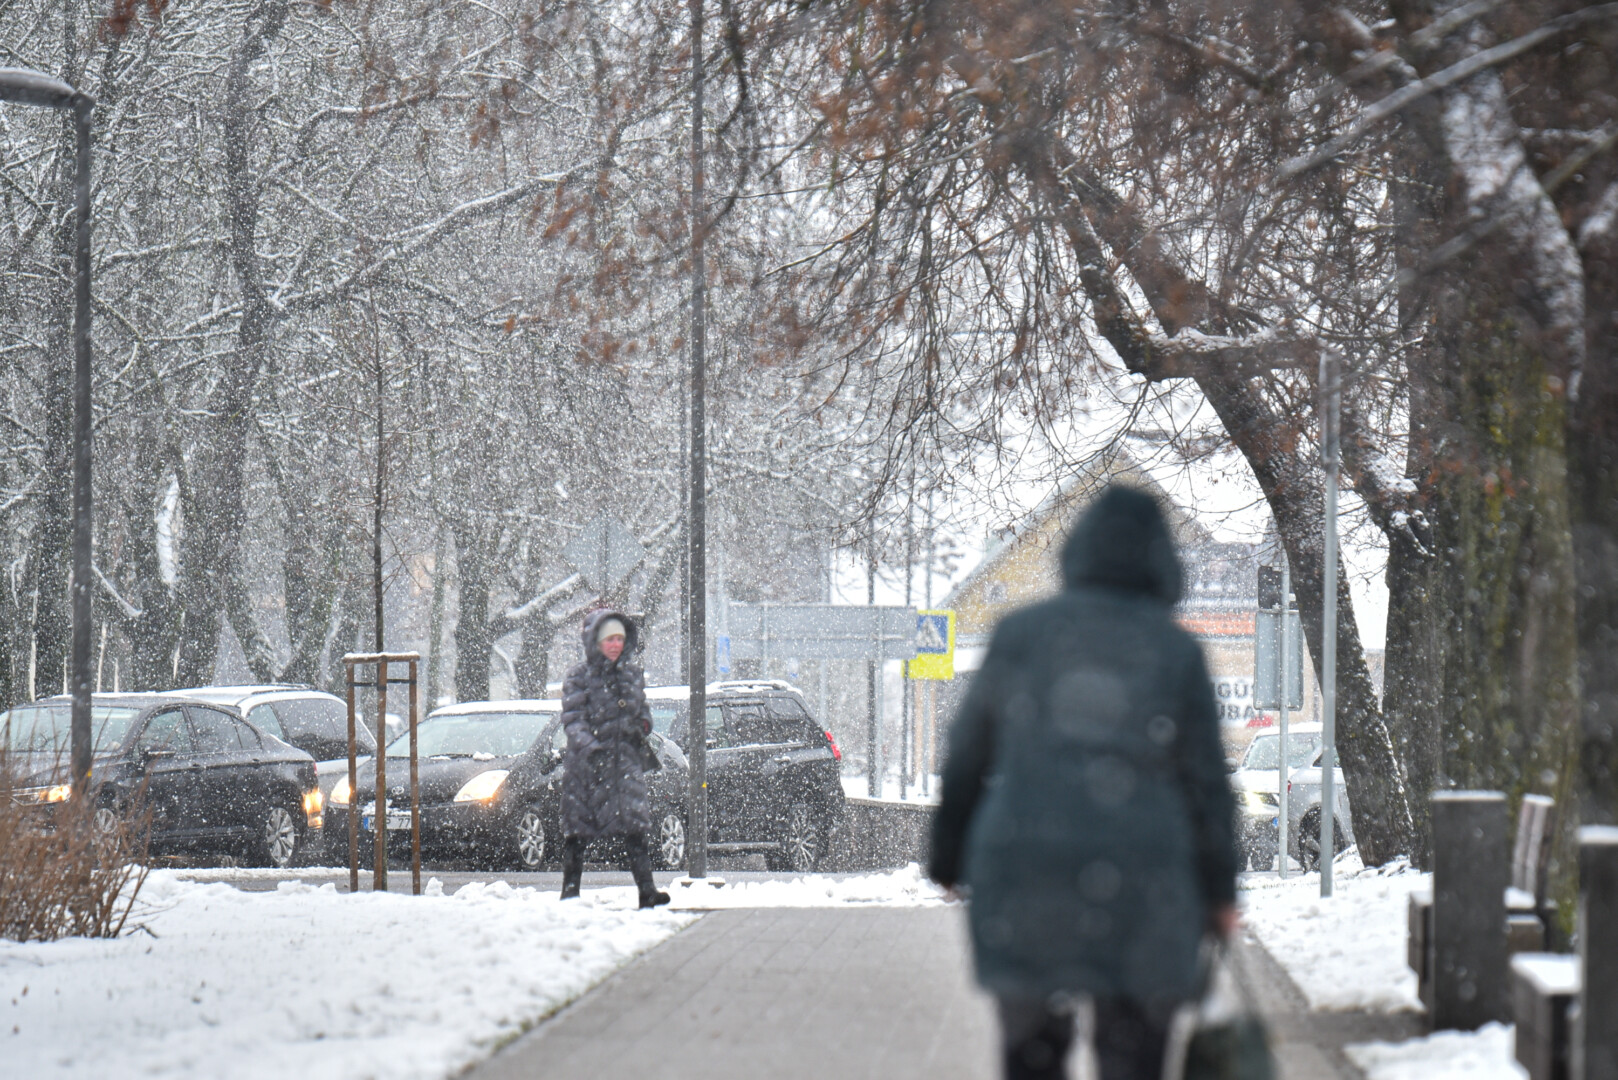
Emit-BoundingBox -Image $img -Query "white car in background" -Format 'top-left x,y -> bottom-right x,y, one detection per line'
175,685 -> 377,857
1229,723 -> 1354,871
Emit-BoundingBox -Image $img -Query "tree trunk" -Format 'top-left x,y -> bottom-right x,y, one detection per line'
425,528 -> 448,708
452,527 -> 493,702
174,4 -> 284,686
515,617 -> 553,699
1569,184 -> 1618,826
1195,373 -> 1416,866
1419,272 -> 1582,893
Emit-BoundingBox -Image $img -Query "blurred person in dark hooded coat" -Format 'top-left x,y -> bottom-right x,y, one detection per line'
558,609 -> 670,909
930,485 -> 1238,1080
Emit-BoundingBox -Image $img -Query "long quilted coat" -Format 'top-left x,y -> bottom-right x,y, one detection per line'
559,609 -> 655,840
929,485 -> 1238,1003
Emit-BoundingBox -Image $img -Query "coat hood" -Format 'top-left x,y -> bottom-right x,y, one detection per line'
1059,485 -> 1183,604
580,608 -> 639,664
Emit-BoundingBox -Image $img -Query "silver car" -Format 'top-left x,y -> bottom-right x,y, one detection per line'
1229,724 -> 1354,871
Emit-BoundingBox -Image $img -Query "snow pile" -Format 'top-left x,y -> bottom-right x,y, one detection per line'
1242,859 -> 1526,1080
664,862 -> 947,908
1347,1023 -> 1525,1080
841,774 -> 941,805
1239,855 -> 1424,1012
1,870 -> 694,1080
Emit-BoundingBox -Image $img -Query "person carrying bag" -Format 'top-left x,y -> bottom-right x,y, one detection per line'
929,486 -> 1241,1080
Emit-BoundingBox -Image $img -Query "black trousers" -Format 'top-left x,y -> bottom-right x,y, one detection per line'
997,994 -> 1175,1080
560,832 -> 656,899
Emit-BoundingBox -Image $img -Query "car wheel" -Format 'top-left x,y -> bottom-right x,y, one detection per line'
771,803 -> 820,873
515,804 -> 550,870
92,804 -> 121,837
254,804 -> 302,868
1294,809 -> 1346,872
653,808 -> 686,870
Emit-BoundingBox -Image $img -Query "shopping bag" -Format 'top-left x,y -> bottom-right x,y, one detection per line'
1180,941 -> 1275,1080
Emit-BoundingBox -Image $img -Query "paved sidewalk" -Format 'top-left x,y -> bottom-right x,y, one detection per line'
469,906 -> 1420,1080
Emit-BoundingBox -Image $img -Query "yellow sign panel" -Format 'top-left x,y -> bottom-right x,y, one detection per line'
906,610 -> 955,681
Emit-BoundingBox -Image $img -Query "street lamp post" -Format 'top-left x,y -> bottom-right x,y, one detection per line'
1319,350 -> 1341,898
0,68 -> 96,798
685,1 -> 709,880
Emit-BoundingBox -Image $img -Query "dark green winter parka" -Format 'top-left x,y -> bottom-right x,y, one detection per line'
929,485 -> 1238,1003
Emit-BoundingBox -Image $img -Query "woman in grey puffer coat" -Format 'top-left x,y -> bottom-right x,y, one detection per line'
558,609 -> 669,908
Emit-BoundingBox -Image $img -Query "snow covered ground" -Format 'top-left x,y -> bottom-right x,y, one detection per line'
1,865 -> 945,1079
1346,1023 -> 1525,1080
1240,856 -> 1524,1080
841,773 -> 941,804
1239,853 -> 1424,1012
664,862 -> 947,908
2,871 -> 694,1080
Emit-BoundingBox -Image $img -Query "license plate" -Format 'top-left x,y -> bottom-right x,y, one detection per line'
361,812 -> 413,831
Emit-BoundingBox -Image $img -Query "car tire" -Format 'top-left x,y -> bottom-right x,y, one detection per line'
514,804 -> 551,870
1294,808 -> 1347,872
253,802 -> 303,868
768,803 -> 820,873
653,808 -> 686,870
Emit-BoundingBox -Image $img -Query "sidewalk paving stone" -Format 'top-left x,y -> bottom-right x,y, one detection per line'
467,903 -> 1420,1080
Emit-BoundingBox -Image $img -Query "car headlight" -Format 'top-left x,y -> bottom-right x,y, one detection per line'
303,788 -> 324,815
14,783 -> 73,805
329,776 -> 352,807
453,770 -> 509,803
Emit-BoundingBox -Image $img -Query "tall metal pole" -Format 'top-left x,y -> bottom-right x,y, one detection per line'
68,96 -> 94,800
1320,351 -> 1340,898
685,0 -> 709,880
375,657 -> 389,892
1278,559 -> 1291,880
867,542 -> 879,798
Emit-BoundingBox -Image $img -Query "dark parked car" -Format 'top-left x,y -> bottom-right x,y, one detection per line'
646,680 -> 846,872
323,700 -> 690,871
2,693 -> 321,867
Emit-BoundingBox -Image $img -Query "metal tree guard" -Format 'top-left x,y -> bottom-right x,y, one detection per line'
343,652 -> 422,895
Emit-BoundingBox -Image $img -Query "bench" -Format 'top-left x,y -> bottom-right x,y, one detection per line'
1407,793 -> 1555,1027
1512,953 -> 1579,1080
1507,827 -> 1617,1080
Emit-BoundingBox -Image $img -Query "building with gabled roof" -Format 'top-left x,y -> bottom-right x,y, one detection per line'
940,452 -> 1312,736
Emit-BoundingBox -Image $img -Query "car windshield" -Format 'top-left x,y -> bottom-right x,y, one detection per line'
391,712 -> 552,758
1243,732 -> 1322,770
275,696 -> 375,752
1,705 -> 141,755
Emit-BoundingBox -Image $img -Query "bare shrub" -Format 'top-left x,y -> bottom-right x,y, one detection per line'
0,751 -> 152,943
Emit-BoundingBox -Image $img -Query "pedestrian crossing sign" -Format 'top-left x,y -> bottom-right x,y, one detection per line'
907,610 -> 955,681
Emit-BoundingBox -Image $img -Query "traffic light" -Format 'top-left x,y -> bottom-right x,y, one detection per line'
1257,565 -> 1283,610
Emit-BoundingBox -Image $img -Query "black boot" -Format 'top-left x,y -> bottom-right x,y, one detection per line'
626,833 -> 669,909
560,836 -> 585,900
